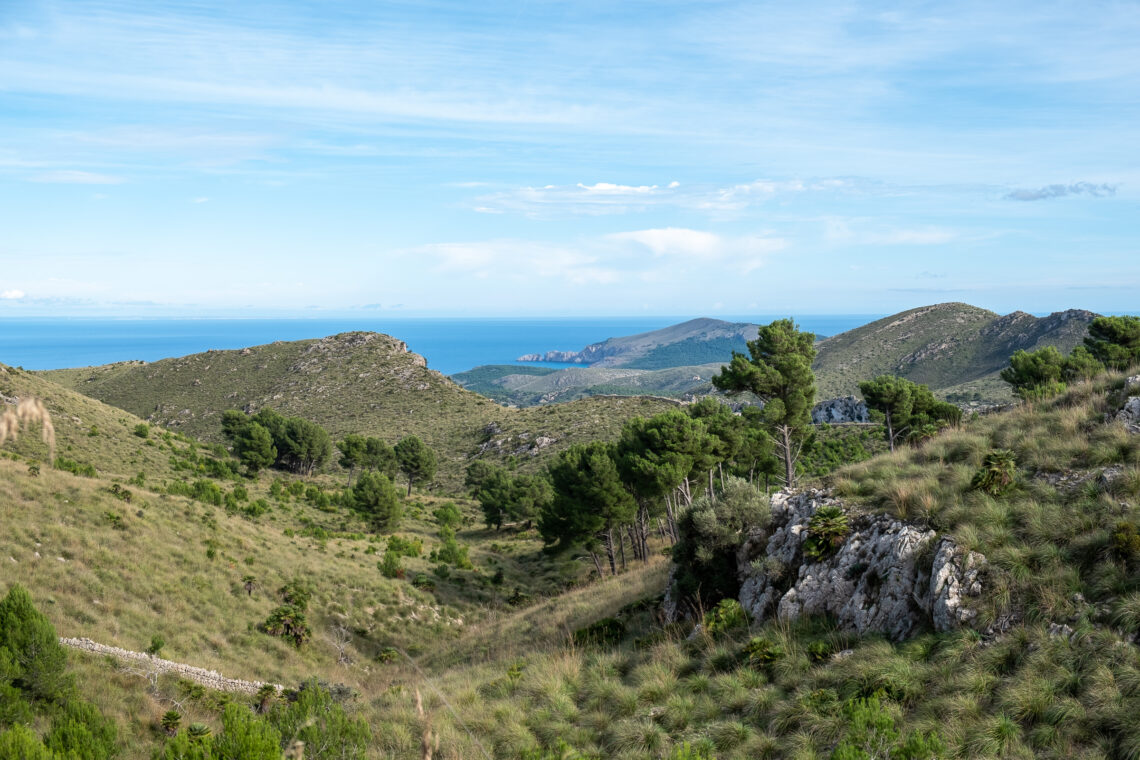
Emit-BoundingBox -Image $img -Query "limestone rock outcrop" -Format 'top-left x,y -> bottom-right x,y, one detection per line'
736,489 -> 986,641
1117,376 -> 1140,433
811,396 -> 870,424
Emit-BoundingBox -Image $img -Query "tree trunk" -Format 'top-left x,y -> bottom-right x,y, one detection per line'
719,462 -> 726,490
589,551 -> 604,579
604,528 -> 617,576
638,506 -> 650,562
886,412 -> 896,453
618,528 -> 627,570
708,468 -> 715,500
664,493 -> 678,543
780,425 -> 795,487
407,475 -> 414,497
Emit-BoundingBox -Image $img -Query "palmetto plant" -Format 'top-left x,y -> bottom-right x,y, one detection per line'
187,722 -> 211,741
804,505 -> 849,561
971,449 -> 1018,496
160,710 -> 181,736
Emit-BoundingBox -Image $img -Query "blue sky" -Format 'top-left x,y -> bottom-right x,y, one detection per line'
0,0 -> 1136,317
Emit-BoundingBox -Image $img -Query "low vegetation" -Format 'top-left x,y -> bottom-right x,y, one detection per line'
3,314 -> 1139,758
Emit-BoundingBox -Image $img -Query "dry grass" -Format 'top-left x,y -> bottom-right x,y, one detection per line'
1,395 -> 56,462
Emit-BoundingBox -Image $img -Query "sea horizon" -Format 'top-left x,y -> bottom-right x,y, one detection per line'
0,314 -> 883,375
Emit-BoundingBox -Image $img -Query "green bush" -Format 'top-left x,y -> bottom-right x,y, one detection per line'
54,456 -> 97,477
971,449 -> 1018,496
703,599 -> 748,638
0,584 -> 69,702
133,423 -> 150,438
804,505 -> 849,562
437,526 -> 472,568
673,478 -> 770,608
742,636 -> 784,667
572,617 -> 626,647
378,550 -> 403,579
385,534 -> 422,558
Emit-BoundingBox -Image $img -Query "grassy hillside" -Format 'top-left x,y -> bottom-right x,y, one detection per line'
7,360 -> 1140,758
0,362 -> 210,482
813,302 -> 1096,401
40,334 -> 677,490
364,371 -> 1140,759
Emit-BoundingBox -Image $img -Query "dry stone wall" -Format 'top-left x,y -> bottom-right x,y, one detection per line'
60,637 -> 281,696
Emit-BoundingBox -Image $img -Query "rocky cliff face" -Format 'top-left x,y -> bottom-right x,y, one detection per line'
736,489 -> 986,641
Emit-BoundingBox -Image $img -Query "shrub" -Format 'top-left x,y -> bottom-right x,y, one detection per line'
44,700 -> 117,759
742,636 -> 783,667
133,423 -> 150,438
572,617 -> 626,647
378,550 -> 403,579
54,457 -> 97,477
266,679 -> 371,758
146,635 -> 165,656
437,526 -> 472,568
0,584 -> 69,702
673,478 -> 770,607
703,599 -> 748,638
411,574 -> 436,592
804,505 -> 849,562
350,472 -> 402,532
1111,521 -> 1140,566
971,449 -> 1018,496
385,535 -> 422,558
375,647 -> 400,664
432,501 -> 462,529
262,604 -> 311,648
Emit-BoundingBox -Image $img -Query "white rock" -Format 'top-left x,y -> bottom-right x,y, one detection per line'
736,489 -> 986,641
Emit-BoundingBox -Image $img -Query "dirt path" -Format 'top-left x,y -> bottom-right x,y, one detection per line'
60,636 -> 282,696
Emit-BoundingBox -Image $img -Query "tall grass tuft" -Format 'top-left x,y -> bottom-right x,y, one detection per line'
0,396 -> 56,462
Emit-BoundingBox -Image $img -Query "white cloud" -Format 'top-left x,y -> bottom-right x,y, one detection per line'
609,228 -> 723,257
28,170 -> 124,185
576,182 -> 660,194
610,228 -> 786,273
471,177 -> 846,217
1,289 -> 26,300
191,197 -> 210,203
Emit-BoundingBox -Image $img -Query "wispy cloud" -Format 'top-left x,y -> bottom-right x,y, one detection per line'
1005,182 -> 1118,201
824,219 -> 958,246
472,178 -> 841,218
28,170 -> 124,185
0,289 -> 25,300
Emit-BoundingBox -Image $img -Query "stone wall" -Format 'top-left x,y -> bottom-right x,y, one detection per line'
60,637 -> 281,696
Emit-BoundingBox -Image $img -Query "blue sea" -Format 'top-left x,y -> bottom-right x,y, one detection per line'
0,315 -> 880,376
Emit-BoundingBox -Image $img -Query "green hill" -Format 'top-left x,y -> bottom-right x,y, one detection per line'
39,333 -> 677,488
516,317 -> 757,368
0,362 -> 212,482
462,304 -> 1098,408
813,302 -> 1097,402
